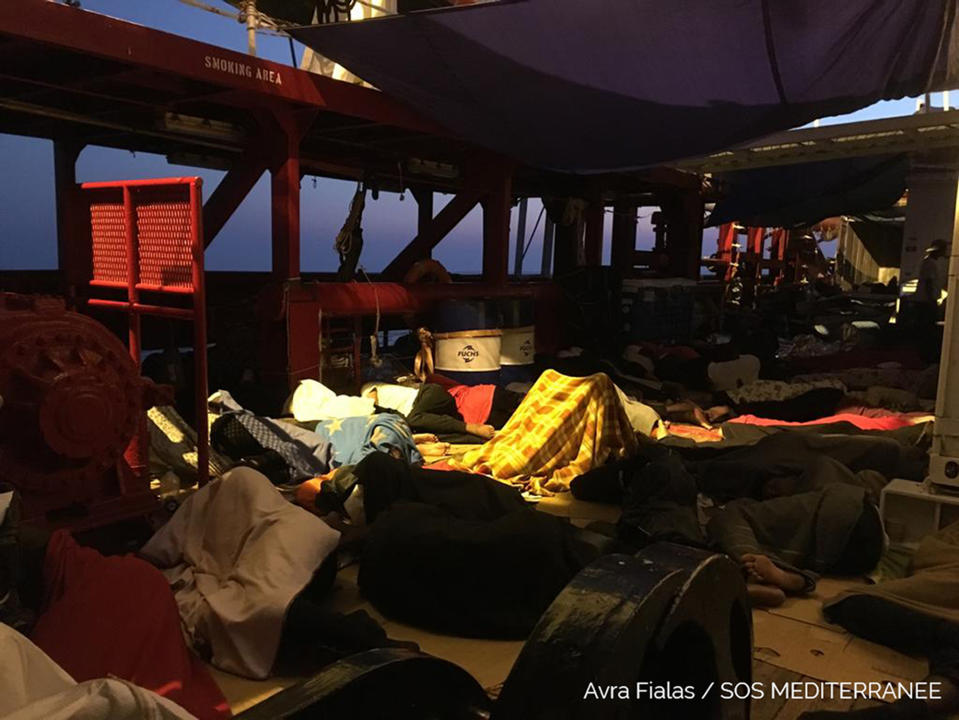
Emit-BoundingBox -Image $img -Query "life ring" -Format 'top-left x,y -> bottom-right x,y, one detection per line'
404,258 -> 452,284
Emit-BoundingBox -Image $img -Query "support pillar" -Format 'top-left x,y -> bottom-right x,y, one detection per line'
541,216 -> 555,276
584,198 -> 605,267
482,169 -> 512,286
271,139 -> 300,280
664,189 -> 704,279
54,139 -> 84,304
553,221 -> 579,278
513,197 -> 528,276
611,202 -> 637,272
747,226 -> 765,282
413,187 -> 434,256
260,107 -> 314,281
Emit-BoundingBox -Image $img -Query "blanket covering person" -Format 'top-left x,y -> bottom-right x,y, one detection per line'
315,413 -> 423,467
350,453 -> 602,637
1,623 -> 198,720
823,519 -> 959,632
615,455 -> 883,593
140,467 -> 340,679
813,520 -> 959,720
28,531 -> 228,719
455,370 -> 638,494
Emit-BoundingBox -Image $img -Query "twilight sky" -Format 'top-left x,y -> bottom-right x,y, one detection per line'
0,0 -> 930,273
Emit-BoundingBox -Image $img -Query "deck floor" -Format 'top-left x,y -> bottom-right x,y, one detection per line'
210,494 -> 941,719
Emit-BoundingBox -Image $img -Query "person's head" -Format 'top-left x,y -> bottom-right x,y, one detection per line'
925,238 -> 948,259
835,501 -> 883,575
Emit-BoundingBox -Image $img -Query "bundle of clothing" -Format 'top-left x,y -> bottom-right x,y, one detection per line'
455,370 -> 639,494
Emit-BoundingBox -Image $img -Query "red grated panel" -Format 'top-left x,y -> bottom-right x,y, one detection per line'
89,194 -> 128,285
134,186 -> 194,291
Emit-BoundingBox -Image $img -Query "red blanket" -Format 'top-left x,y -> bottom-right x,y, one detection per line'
426,373 -> 496,425
728,412 -> 915,431
30,530 -> 231,719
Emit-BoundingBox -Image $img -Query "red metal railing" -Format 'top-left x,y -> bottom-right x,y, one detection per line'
80,177 -> 209,486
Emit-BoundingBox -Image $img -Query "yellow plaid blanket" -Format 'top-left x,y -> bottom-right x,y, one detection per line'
454,370 -> 638,494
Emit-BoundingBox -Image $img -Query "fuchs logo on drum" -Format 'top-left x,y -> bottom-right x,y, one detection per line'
457,345 -> 480,363
520,338 -> 533,358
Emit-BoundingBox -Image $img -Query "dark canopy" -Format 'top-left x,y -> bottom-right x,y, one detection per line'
707,154 -> 909,228
292,0 -> 959,173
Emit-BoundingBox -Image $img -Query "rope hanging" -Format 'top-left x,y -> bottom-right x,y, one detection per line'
335,183 -> 367,281
413,328 -> 435,382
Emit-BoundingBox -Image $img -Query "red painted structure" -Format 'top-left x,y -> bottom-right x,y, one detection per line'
79,177 -> 209,486
0,0 -> 706,393
710,223 -> 788,284
0,293 -> 165,527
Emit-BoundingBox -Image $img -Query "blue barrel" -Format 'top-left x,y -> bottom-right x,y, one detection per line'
498,297 -> 536,385
432,300 -> 502,385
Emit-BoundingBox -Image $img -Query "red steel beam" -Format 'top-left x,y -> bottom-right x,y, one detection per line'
413,188 -> 435,238
482,172 -> 513,285
53,139 -> 85,303
203,154 -> 269,248
382,189 -> 484,279
0,0 -> 441,134
583,198 -> 605,267
264,108 -> 316,280
746,226 -> 765,256
271,147 -> 301,280
611,201 -> 637,271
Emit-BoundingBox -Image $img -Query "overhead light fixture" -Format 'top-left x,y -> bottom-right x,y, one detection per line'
407,157 -> 459,179
161,112 -> 246,142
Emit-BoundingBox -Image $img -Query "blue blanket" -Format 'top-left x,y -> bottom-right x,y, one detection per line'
316,413 -> 423,468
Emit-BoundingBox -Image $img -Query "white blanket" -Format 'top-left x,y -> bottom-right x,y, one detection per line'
0,623 -> 195,720
141,468 -> 340,679
285,379 -> 375,422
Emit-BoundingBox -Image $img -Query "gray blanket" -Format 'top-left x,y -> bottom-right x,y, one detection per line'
141,468 -> 340,678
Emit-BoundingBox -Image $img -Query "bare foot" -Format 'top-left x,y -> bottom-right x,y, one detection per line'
467,423 -> 496,440
706,405 -> 733,423
741,554 -> 807,593
747,583 -> 786,608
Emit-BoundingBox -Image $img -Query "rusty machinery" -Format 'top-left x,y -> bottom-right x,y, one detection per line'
0,293 -> 166,527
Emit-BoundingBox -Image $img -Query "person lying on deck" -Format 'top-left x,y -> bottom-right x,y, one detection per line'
361,380 -> 522,444
596,453 -> 885,608
294,452 -> 619,638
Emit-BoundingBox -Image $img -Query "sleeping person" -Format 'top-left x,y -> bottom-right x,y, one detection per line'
295,452 -> 615,638
361,381 -> 521,444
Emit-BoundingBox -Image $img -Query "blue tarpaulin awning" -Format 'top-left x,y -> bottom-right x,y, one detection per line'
292,0 -> 959,173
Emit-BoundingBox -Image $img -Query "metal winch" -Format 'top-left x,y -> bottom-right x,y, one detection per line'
0,293 -> 163,526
